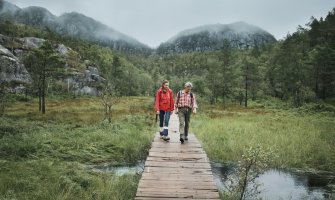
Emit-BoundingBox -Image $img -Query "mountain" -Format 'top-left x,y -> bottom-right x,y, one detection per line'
0,1 -> 151,54
156,22 -> 277,54
55,12 -> 150,53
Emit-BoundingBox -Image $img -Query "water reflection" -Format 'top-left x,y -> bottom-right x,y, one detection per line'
211,162 -> 335,200
85,161 -> 145,175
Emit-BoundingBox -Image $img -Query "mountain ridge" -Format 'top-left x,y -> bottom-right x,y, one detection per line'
157,21 -> 277,54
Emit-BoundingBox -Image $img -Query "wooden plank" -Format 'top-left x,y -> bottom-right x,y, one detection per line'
142,167 -> 212,175
149,152 -> 208,159
138,182 -> 218,190
140,174 -> 216,182
136,191 -> 220,199
149,147 -> 204,153
146,156 -> 208,162
144,160 -> 211,169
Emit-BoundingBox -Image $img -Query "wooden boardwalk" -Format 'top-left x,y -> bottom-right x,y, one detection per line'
135,114 -> 220,199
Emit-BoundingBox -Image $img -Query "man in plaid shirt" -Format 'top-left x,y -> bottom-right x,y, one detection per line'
175,82 -> 198,144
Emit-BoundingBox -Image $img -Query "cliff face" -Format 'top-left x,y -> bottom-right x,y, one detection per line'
0,34 -> 105,96
0,42 -> 31,86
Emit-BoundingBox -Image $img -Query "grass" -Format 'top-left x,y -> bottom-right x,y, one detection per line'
1,95 -> 334,199
0,96 -> 155,200
193,102 -> 335,171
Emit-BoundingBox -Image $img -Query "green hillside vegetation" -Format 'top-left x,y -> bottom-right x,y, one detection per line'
0,97 -> 154,200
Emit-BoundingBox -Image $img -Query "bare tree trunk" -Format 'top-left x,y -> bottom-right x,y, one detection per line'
322,83 -> 326,100
42,65 -> 46,114
245,74 -> 248,108
42,90 -> 45,114
0,85 -> 5,116
108,105 -> 112,123
39,87 -> 42,112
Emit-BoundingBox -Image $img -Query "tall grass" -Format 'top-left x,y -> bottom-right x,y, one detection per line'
193,105 -> 335,171
0,96 -> 155,199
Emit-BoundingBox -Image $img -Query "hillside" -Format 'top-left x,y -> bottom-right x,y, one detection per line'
157,22 -> 276,54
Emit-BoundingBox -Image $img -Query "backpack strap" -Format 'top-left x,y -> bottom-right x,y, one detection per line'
176,90 -> 194,108
176,90 -> 182,106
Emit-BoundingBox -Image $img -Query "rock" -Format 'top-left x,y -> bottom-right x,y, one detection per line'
56,43 -> 69,56
0,44 -> 31,85
75,86 -> 100,96
0,43 -> 15,58
19,37 -> 45,49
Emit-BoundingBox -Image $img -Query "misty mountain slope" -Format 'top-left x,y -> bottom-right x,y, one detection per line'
56,12 -> 150,52
157,22 -> 277,54
0,1 -> 151,54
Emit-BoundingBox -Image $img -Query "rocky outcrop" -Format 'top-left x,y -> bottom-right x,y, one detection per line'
0,32 -> 106,96
19,37 -> 45,49
0,44 -> 31,85
72,63 -> 106,96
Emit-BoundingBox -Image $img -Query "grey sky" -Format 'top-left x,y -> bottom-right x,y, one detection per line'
7,0 -> 335,48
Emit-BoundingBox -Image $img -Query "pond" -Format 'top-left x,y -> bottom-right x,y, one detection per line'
211,162 -> 335,200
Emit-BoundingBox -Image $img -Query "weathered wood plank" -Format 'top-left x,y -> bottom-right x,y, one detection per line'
145,160 -> 211,169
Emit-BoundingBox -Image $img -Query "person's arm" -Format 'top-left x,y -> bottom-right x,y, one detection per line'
170,90 -> 175,111
174,91 -> 180,114
192,94 -> 198,113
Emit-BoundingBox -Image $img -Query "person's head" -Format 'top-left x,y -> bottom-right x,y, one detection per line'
161,80 -> 169,90
184,82 -> 193,92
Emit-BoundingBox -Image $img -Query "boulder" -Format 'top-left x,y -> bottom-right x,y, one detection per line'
75,86 -> 100,96
0,44 -> 31,85
19,37 -> 45,49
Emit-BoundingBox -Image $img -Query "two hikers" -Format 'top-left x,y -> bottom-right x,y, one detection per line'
155,80 -> 197,144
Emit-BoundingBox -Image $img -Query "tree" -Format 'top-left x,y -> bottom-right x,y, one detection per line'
24,41 -> 64,114
241,54 -> 259,107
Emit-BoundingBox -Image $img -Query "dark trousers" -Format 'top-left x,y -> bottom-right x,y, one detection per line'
159,110 -> 171,128
178,107 -> 191,138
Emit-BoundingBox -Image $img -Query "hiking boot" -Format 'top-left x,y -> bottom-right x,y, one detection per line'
163,128 -> 169,136
159,131 -> 164,139
163,136 -> 170,141
180,138 -> 184,144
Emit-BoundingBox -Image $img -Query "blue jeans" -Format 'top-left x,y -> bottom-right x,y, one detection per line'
159,110 -> 171,128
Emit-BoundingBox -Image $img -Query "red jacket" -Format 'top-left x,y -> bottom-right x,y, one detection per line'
155,88 -> 175,112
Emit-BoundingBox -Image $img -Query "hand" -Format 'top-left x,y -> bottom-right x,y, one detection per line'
156,111 -> 159,114
192,108 -> 197,114
174,108 -> 179,114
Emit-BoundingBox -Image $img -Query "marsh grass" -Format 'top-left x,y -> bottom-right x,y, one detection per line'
193,103 -> 335,171
0,96 -> 155,199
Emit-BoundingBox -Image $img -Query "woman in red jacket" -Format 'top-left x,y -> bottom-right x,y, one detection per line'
155,80 -> 175,141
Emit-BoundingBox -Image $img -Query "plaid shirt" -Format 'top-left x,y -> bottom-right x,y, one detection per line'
175,90 -> 198,109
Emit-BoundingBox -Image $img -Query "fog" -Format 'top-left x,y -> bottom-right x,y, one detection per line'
5,0 -> 335,47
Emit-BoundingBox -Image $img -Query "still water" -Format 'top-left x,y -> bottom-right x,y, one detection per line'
85,161 -> 334,199
85,161 -> 144,175
211,162 -> 335,200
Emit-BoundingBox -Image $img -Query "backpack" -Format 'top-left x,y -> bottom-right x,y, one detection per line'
176,90 -> 193,106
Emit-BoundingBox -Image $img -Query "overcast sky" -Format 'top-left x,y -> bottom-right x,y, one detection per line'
7,0 -> 335,48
